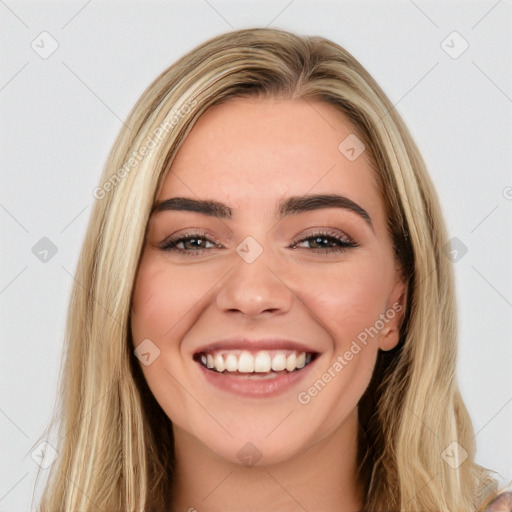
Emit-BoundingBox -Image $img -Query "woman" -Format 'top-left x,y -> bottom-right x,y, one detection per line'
35,27 -> 509,511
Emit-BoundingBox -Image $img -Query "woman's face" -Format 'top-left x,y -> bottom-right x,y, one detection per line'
130,97 -> 406,466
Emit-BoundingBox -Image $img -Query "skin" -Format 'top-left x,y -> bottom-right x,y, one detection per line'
484,493 -> 512,511
130,97 -> 407,512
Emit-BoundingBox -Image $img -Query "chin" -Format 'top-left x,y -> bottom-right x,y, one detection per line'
192,426 -> 311,468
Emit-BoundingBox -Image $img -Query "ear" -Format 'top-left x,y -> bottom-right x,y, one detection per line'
378,274 -> 408,352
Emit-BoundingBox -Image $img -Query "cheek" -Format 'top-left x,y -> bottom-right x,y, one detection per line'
130,256 -> 206,429
301,257 -> 390,344
131,257 -> 205,343
294,263 -> 386,432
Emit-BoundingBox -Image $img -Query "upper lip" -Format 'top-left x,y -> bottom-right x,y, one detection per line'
193,338 -> 320,355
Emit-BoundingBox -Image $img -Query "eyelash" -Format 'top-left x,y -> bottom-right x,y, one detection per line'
158,230 -> 358,257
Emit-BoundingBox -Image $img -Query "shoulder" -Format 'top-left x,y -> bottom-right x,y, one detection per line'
483,492 -> 512,511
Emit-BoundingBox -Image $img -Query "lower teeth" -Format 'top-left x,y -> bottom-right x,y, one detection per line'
205,366 -> 304,376
237,372 -> 284,379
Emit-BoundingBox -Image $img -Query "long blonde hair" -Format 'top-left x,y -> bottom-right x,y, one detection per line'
34,27 -> 499,511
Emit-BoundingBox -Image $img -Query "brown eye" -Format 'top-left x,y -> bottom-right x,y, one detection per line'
291,231 -> 358,254
159,232 -> 221,256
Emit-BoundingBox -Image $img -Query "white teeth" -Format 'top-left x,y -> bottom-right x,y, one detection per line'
254,352 -> 271,372
285,353 -> 297,371
238,351 -> 254,373
271,353 -> 286,371
213,354 -> 225,372
198,350 -> 314,374
225,353 -> 238,372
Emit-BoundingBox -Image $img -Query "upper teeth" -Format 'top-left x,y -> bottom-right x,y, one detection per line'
199,350 -> 313,373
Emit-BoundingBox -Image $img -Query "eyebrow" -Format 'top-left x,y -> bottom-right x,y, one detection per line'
151,193 -> 373,230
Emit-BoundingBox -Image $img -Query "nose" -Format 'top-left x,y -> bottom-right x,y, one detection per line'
215,246 -> 294,317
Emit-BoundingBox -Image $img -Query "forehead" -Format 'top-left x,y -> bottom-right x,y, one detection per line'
157,97 -> 382,219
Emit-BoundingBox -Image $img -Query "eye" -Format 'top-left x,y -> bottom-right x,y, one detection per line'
158,232 -> 221,256
290,230 -> 358,254
158,229 -> 358,257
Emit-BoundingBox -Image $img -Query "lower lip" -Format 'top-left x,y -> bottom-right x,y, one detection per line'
196,359 -> 317,398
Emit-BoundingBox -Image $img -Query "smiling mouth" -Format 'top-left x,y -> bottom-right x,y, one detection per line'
193,349 -> 317,377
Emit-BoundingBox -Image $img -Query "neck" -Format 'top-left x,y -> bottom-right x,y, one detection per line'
170,408 -> 364,512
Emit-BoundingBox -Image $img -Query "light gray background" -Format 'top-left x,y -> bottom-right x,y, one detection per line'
1,1 -> 511,510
